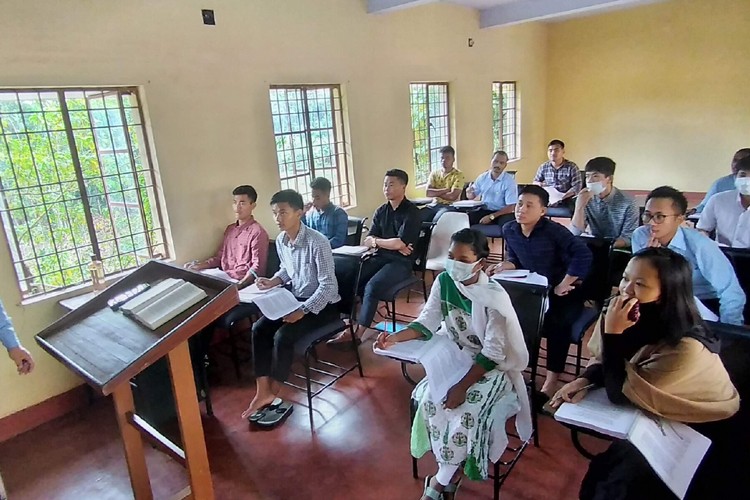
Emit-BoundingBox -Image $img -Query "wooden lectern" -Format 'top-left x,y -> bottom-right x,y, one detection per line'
36,261 -> 239,500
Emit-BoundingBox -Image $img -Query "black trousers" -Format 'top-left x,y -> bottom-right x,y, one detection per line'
356,256 -> 413,328
251,302 -> 339,382
544,289 -> 585,373
468,209 -> 514,227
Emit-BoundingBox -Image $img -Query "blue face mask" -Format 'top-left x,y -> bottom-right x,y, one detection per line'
444,258 -> 479,283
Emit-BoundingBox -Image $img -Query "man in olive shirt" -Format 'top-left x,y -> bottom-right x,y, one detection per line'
423,146 -> 464,222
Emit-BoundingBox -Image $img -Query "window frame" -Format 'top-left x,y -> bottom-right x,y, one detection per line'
268,84 -> 353,208
492,81 -> 520,161
0,86 -> 169,299
409,82 -> 451,186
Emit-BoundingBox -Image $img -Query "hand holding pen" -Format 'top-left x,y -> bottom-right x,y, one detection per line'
547,380 -> 597,410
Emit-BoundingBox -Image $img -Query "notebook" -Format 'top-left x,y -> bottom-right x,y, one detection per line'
555,389 -> 711,499
332,245 -> 370,256
200,268 -> 239,283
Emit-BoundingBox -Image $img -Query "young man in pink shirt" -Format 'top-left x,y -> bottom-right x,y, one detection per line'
188,185 -> 269,286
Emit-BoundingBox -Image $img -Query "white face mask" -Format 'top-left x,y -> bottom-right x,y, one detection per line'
586,181 -> 606,196
735,177 -> 750,195
445,258 -> 479,283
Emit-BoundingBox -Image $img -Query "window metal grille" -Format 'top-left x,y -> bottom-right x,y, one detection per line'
0,87 -> 168,298
409,83 -> 450,186
269,85 -> 353,207
492,81 -> 519,160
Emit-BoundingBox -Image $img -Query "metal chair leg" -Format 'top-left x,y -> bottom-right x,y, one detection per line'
410,398 -> 419,479
576,341 -> 583,376
350,323 -> 364,377
391,301 -> 397,332
202,354 -> 213,417
305,352 -> 314,428
494,461 -> 500,500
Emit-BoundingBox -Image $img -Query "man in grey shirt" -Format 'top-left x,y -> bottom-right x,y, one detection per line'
570,157 -> 639,249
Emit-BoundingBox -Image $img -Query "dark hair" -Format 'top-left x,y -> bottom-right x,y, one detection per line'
269,189 -> 304,210
310,177 -> 332,194
585,157 -> 616,177
519,184 -> 549,207
646,186 -> 688,215
384,169 -> 409,186
450,228 -> 490,260
630,247 -> 707,345
735,156 -> 750,173
548,139 -> 565,149
232,185 -> 257,202
440,145 -> 455,157
492,150 -> 508,159
733,148 -> 750,162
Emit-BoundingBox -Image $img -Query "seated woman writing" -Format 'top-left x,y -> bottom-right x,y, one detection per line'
550,247 -> 740,499
375,228 -> 531,500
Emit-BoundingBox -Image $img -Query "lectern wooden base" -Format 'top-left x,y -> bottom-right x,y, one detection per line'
36,262 -> 238,500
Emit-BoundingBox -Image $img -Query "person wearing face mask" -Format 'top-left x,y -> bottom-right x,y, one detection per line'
550,248 -> 739,500
375,229 -> 531,500
570,157 -> 639,249
696,156 -> 750,248
690,147 -> 750,215
632,186 -> 745,325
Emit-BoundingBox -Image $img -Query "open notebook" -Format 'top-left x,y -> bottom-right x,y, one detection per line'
121,278 -> 207,330
555,389 -> 711,499
373,333 -> 473,402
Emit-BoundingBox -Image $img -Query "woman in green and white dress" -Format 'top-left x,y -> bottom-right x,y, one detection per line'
376,228 -> 531,500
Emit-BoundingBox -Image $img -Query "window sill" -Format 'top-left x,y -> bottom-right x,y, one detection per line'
20,259 -> 174,307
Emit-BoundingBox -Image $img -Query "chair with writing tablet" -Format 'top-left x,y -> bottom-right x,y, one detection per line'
405,277 -> 548,499
345,216 -> 368,246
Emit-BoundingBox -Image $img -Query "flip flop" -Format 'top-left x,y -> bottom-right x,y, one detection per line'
247,398 -> 283,423
255,400 -> 294,427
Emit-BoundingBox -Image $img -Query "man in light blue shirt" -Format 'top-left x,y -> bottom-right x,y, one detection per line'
302,177 -> 348,249
465,150 -> 517,226
1,299 -> 35,374
691,148 -> 750,214
633,186 -> 745,325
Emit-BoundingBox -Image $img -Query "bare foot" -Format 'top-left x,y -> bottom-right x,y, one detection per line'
241,393 -> 277,419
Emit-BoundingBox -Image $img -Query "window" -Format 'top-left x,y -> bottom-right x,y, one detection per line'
0,88 -> 168,298
492,81 -> 519,160
409,83 -> 450,186
269,85 -> 353,207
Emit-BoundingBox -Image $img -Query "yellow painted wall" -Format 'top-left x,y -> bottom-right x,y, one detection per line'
545,0 -> 750,192
0,0 -> 548,418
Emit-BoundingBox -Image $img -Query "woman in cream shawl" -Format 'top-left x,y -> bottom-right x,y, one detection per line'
376,228 -> 530,500
550,247 -> 739,499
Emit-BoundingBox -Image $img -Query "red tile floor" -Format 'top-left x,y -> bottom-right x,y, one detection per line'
0,292 -> 606,500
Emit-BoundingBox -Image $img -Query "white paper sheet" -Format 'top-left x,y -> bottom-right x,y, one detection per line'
200,268 -> 239,283
628,416 -> 711,500
493,271 -> 549,288
544,186 -> 566,206
373,334 -> 449,363
419,339 -> 474,403
332,245 -> 369,256
250,287 -> 302,320
451,200 -> 484,208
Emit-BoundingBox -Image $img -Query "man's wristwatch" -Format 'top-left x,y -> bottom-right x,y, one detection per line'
489,214 -> 496,221
301,305 -> 310,315
371,238 -> 378,248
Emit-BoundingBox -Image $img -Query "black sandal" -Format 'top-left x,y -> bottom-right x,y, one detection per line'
256,400 -> 294,427
247,398 -> 283,423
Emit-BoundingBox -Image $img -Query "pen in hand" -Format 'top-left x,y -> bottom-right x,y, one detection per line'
548,383 -> 597,408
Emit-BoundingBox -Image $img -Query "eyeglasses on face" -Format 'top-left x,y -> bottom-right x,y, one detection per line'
641,212 -> 681,224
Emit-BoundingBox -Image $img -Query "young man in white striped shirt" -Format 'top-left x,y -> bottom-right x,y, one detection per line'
241,189 -> 340,421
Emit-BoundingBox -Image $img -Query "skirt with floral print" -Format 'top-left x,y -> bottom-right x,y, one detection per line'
410,369 -> 518,480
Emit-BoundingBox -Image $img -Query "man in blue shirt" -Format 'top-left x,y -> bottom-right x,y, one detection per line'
465,150 -> 517,227
489,185 -> 592,396
691,148 -> 750,214
632,186 -> 745,325
0,299 -> 35,375
302,177 -> 348,249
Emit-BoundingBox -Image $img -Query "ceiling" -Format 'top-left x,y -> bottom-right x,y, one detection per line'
367,0 -> 667,28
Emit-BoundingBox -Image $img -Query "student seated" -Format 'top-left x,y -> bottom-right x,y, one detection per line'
570,157 -> 639,249
632,186 -> 745,325
532,139 -> 581,209
488,185 -> 592,396
690,147 -> 750,214
302,177 -> 348,249
423,146 -> 464,222
328,169 -> 422,345
241,190 -> 340,420
550,248 -> 740,500
187,185 -> 269,287
375,229 -> 531,500
696,155 -> 750,248
465,150 -> 517,227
